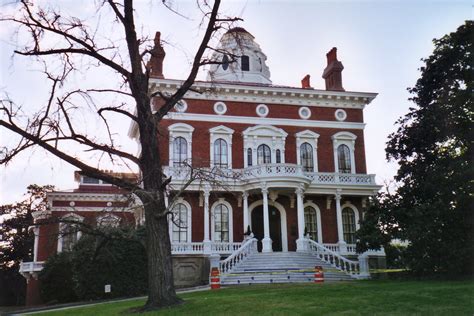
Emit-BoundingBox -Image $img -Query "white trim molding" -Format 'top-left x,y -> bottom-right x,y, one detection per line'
213,101 -> 227,115
168,123 -> 194,167
243,125 -> 288,167
256,104 -> 269,117
341,201 -> 360,230
332,131 -> 357,174
335,109 -> 347,121
209,125 -> 234,169
296,130 -> 320,172
210,198 -> 234,243
57,213 -> 84,253
303,200 -> 323,243
168,197 -> 193,243
299,107 -> 311,120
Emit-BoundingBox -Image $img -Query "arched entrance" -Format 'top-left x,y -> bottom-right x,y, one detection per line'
252,205 -> 282,252
249,200 -> 288,252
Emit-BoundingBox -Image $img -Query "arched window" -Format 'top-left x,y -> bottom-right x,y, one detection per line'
172,203 -> 188,242
300,143 -> 314,172
241,55 -> 250,71
173,137 -> 187,166
304,206 -> 318,242
257,144 -> 271,165
213,139 -> 228,168
276,149 -> 281,163
61,224 -> 79,252
342,207 -> 357,244
337,144 -> 351,173
214,204 -> 230,242
247,148 -> 253,166
222,54 -> 229,70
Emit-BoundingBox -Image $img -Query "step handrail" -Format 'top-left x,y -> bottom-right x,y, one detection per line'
219,237 -> 258,274
307,239 -> 360,276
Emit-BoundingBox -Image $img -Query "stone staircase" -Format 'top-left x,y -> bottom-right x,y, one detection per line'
220,251 -> 354,285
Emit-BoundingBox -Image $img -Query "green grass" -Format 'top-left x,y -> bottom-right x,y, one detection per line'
32,280 -> 474,316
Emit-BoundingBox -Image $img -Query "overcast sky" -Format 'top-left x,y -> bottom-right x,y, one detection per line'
0,0 -> 471,204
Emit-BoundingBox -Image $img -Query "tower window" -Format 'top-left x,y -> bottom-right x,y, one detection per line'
241,55 -> 250,71
222,54 -> 229,71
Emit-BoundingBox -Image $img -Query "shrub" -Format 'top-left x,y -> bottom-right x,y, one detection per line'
39,251 -> 77,304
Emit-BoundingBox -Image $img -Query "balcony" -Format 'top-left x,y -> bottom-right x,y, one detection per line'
19,261 -> 45,279
163,163 -> 377,188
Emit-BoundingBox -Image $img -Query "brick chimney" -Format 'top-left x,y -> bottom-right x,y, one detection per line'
301,74 -> 311,89
147,32 -> 166,78
322,47 -> 345,91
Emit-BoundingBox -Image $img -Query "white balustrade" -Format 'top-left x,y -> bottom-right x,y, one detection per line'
219,238 -> 258,274
19,261 -> 45,275
171,242 -> 204,254
211,242 -> 242,253
163,165 -> 376,187
308,239 -> 362,277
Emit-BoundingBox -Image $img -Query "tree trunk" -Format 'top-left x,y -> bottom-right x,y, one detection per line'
143,200 -> 182,309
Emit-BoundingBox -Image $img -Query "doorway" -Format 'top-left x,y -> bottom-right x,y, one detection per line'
251,205 -> 282,252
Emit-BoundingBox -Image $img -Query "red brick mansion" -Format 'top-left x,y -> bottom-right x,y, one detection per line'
20,27 -> 383,305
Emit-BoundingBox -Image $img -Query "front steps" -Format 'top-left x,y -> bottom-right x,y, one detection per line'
220,251 -> 354,285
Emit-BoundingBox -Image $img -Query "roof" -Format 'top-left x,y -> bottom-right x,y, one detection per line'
225,27 -> 254,38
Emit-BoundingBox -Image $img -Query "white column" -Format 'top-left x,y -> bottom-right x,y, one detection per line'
261,185 -> 273,252
296,186 -> 308,252
242,191 -> 249,234
33,226 -> 39,262
203,187 -> 211,254
335,190 -> 347,254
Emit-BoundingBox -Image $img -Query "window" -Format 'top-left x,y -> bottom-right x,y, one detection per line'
276,149 -> 281,163
304,206 -> 318,242
257,144 -> 271,165
337,144 -> 351,173
342,207 -> 356,244
172,203 -> 188,242
300,143 -> 314,172
61,224 -> 79,252
97,214 -> 120,228
241,55 -> 249,71
82,176 -> 100,184
214,204 -> 229,242
173,137 -> 187,166
247,148 -> 253,166
213,139 -> 228,168
222,54 -> 229,70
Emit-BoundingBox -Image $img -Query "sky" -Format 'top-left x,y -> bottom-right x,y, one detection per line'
0,0 -> 471,204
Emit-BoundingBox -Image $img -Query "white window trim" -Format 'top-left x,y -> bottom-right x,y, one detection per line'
331,131 -> 357,174
243,125 -> 288,167
213,102 -> 227,115
97,213 -> 121,227
299,107 -> 311,120
335,109 -> 347,121
303,200 -> 323,243
168,123 -> 194,167
296,130 -> 320,172
210,198 -> 234,243
168,197 -> 192,243
57,213 -> 84,253
341,202 -> 360,243
174,99 -> 188,113
256,104 -> 269,117
209,125 -> 234,169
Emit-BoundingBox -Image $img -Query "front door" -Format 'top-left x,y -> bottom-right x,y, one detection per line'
251,205 -> 282,252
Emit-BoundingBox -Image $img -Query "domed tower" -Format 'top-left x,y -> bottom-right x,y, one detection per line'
207,27 -> 271,84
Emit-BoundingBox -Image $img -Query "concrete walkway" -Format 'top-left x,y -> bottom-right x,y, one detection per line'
5,285 -> 210,316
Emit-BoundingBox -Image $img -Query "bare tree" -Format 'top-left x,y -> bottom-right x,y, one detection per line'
0,0 -> 241,310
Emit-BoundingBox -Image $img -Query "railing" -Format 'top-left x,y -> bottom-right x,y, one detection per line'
219,238 -> 258,274
322,243 -> 341,253
171,242 -> 204,254
19,261 -> 44,274
308,239 -> 361,277
211,242 -> 242,253
163,164 -> 377,186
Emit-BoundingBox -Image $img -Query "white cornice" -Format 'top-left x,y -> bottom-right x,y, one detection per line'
48,192 -> 129,202
149,78 -> 377,109
165,112 -> 366,130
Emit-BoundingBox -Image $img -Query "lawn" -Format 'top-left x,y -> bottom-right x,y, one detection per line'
32,280 -> 474,315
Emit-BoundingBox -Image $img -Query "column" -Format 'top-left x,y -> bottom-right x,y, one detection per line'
335,190 -> 347,254
261,185 -> 273,252
33,226 -> 39,262
242,191 -> 249,234
203,187 -> 211,254
296,186 -> 308,252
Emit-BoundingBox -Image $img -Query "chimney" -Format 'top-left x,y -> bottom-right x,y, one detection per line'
147,32 -> 166,78
322,47 -> 345,91
301,74 -> 311,89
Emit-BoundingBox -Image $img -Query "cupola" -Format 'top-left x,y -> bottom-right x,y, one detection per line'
207,27 -> 271,84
